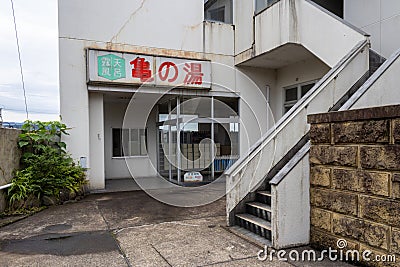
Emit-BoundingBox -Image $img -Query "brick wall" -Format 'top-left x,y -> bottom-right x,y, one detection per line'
308,105 -> 400,267
0,128 -> 21,212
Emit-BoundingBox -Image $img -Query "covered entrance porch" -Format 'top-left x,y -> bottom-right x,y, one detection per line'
99,90 -> 240,188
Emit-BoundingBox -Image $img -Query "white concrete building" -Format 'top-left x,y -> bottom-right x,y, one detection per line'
59,0 -> 400,248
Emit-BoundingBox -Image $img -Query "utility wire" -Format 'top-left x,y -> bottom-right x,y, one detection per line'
10,0 -> 29,120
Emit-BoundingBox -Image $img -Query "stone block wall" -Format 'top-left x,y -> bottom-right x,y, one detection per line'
0,128 -> 21,212
308,105 -> 400,266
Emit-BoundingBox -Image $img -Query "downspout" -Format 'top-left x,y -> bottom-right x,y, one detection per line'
252,0 -> 256,56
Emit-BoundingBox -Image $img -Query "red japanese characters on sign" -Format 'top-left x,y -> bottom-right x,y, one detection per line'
158,61 -> 178,82
156,57 -> 210,88
89,49 -> 211,88
130,57 -> 154,82
183,63 -> 203,85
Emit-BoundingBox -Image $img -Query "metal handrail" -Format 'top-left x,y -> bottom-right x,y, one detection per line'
304,0 -> 369,37
225,39 -> 369,178
269,141 -> 310,185
0,183 -> 12,190
340,48 -> 400,111
270,49 -> 399,186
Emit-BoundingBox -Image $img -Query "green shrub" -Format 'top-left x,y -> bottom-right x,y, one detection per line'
7,120 -> 87,207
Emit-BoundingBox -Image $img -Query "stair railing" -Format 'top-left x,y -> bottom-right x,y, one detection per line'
225,39 -> 370,225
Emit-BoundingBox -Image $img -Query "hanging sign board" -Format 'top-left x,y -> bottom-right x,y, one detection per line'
87,49 -> 211,89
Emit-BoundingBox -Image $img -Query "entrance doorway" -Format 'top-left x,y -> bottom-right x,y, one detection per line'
157,96 -> 239,184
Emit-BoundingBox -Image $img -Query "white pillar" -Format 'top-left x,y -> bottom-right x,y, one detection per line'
89,92 -> 105,189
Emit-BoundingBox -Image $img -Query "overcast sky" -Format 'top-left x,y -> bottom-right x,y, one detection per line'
0,0 -> 59,122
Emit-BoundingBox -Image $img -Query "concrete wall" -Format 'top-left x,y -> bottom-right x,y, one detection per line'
237,56 -> 330,124
308,105 -> 400,267
273,56 -> 330,119
204,21 -> 234,55
345,0 -> 400,58
88,92 -> 105,189
235,68 -> 271,154
226,42 -> 369,225
272,154 -> 310,248
104,101 -> 130,179
236,66 -> 276,135
59,0 -> 367,190
0,128 -> 21,212
59,0 -> 204,52
253,0 -> 366,68
233,0 -> 254,55
58,0 -> 207,177
299,0 -> 365,68
58,0 -> 246,189
59,34 -> 266,188
59,38 -> 90,171
254,0 -> 296,56
350,50 -> 400,110
104,99 -> 158,179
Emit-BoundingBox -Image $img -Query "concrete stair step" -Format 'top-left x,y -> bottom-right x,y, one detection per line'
246,202 -> 271,212
229,226 -> 272,247
257,191 -> 271,197
236,213 -> 272,231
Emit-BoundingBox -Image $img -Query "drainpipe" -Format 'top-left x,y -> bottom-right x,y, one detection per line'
252,2 -> 256,57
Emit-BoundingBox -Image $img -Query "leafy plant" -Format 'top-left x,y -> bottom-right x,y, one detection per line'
18,120 -> 68,158
7,120 -> 87,208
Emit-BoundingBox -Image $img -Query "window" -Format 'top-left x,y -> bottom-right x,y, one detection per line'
255,0 -> 279,14
311,0 -> 343,18
209,6 -> 225,22
284,81 -> 316,114
112,128 -> 147,157
204,0 -> 232,24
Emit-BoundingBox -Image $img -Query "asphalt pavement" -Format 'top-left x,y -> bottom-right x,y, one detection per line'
0,191 -> 354,267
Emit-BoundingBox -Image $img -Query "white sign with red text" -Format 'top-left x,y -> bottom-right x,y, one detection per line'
87,49 -> 211,89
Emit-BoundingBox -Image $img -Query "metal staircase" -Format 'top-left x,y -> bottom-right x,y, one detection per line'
229,48 -> 386,247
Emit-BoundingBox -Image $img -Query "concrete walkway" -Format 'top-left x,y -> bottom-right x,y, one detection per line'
0,191 -> 354,266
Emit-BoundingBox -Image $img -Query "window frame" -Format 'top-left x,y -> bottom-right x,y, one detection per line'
283,80 -> 318,114
204,0 -> 233,24
255,0 -> 280,15
208,6 -> 225,23
112,128 -> 148,158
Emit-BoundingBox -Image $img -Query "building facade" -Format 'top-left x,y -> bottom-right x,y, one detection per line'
59,2 -> 400,248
